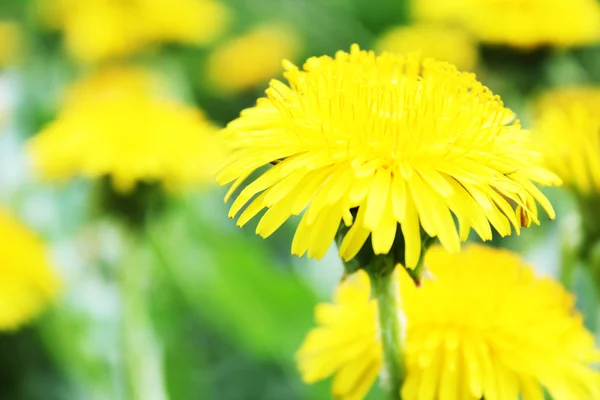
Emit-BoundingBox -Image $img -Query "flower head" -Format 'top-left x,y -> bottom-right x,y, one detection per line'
413,0 -> 600,49
217,45 -> 559,267
0,210 -> 61,330
296,270 -> 382,400
376,24 -> 478,71
402,245 -> 600,399
38,0 -> 229,63
533,87 -> 600,195
28,67 -> 225,192
207,24 -> 300,93
297,244 -> 600,399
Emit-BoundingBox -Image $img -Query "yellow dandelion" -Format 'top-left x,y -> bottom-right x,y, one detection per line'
297,270 -> 382,400
28,67 -> 226,192
413,0 -> 600,49
0,210 -> 60,330
54,0 -> 144,64
217,45 -> 559,268
533,87 -> 600,195
0,21 -> 21,68
137,0 -> 229,46
298,244 -> 600,400
402,245 -> 600,399
376,24 -> 478,71
37,0 -> 229,63
207,24 -> 300,93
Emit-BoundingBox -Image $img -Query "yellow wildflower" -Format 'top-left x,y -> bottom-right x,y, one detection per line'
298,244 -> 600,399
217,45 -> 559,268
137,0 -> 229,46
533,87 -> 600,195
38,0 -> 229,63
0,210 -> 60,330
0,21 -> 21,67
297,270 -> 382,400
376,24 -> 477,71
413,0 -> 600,49
207,24 -> 300,93
28,67 -> 225,192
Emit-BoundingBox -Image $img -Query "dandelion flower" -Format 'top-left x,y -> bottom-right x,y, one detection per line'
413,0 -> 600,49
217,45 -> 559,267
296,270 -> 382,400
0,210 -> 60,330
298,244 -> 600,399
376,24 -> 477,71
533,87 -> 600,195
207,24 -> 300,93
38,0 -> 229,63
28,67 -> 225,192
138,0 -> 229,46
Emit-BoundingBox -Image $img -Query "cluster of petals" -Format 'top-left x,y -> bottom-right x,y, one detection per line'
218,45 -> 559,267
38,0 -> 229,63
0,210 -> 60,330
413,0 -> 600,49
297,245 -> 600,400
28,67 -> 225,192
533,87 -> 600,195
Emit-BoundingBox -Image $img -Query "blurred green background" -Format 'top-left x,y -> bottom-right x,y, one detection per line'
0,0 -> 599,399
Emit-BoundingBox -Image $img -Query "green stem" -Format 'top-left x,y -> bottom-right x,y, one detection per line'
369,257 -> 404,400
119,228 -> 168,400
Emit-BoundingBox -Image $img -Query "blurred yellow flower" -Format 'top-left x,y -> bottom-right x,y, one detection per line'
217,45 -> 559,268
376,24 -> 478,71
138,0 -> 229,46
298,245 -> 600,399
38,0 -> 229,63
0,210 -> 60,330
297,270 -> 382,400
0,21 -> 21,67
207,24 -> 300,93
28,67 -> 226,192
402,245 -> 600,399
413,0 -> 600,49
533,87 -> 600,195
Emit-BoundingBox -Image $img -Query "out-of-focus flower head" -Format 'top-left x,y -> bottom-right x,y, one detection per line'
533,87 -> 600,196
0,210 -> 61,330
413,0 -> 600,49
137,0 -> 229,46
296,269 -> 382,400
217,45 -> 559,268
297,244 -> 600,399
207,23 -> 301,93
402,245 -> 600,399
0,21 -> 21,68
28,67 -> 226,192
376,24 -> 478,71
37,0 -> 230,64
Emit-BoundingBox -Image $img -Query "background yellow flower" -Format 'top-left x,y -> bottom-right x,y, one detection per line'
296,270 -> 382,400
207,24 -> 300,93
37,0 -> 229,63
298,245 -> 600,399
533,87 -> 600,195
376,24 -> 478,71
27,67 -> 226,192
0,210 -> 60,330
401,245 -> 600,399
413,0 -> 600,49
218,45 -> 559,268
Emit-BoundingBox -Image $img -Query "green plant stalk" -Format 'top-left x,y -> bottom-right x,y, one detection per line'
370,259 -> 404,400
120,228 -> 168,400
